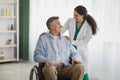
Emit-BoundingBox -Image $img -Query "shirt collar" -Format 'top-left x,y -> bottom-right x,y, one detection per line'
47,31 -> 62,39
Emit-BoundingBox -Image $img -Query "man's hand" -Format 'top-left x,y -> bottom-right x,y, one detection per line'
72,58 -> 81,64
44,59 -> 54,66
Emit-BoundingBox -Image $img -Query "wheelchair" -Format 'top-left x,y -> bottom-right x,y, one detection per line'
29,58 -> 79,80
29,63 -> 45,80
29,63 -> 65,80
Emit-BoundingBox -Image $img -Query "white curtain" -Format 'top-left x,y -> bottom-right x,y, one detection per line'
29,0 -> 120,80
88,0 -> 120,80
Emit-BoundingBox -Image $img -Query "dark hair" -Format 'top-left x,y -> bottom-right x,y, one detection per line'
46,16 -> 59,29
74,5 -> 97,35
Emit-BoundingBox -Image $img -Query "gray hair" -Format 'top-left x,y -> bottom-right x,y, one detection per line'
46,16 -> 59,29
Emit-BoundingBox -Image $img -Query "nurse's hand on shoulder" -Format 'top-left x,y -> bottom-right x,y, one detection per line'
40,32 -> 46,36
64,36 -> 72,42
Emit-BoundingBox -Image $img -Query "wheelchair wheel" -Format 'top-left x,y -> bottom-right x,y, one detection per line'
29,65 -> 39,80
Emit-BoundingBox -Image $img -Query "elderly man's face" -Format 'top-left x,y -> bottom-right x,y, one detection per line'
51,19 -> 61,34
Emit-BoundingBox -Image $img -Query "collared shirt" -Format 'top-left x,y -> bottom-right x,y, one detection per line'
34,32 -> 81,66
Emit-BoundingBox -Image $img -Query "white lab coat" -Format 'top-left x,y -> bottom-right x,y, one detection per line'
61,18 -> 92,73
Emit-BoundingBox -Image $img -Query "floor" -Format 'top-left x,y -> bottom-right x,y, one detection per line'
0,61 -> 36,80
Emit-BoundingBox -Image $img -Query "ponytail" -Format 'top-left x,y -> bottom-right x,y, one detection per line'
86,14 -> 97,35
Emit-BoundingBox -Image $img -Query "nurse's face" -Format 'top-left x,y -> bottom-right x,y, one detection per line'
74,10 -> 84,23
